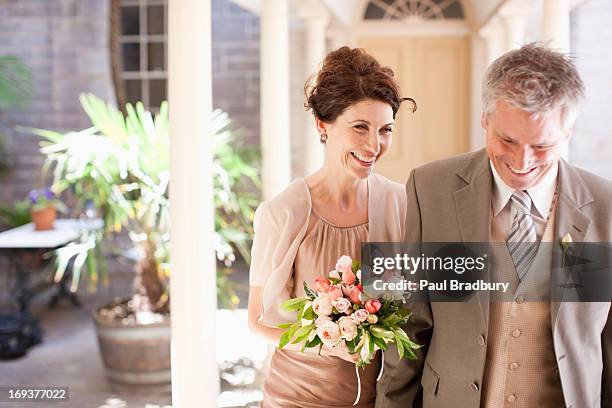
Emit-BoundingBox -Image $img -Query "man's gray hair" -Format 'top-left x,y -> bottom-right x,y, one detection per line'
482,43 -> 585,129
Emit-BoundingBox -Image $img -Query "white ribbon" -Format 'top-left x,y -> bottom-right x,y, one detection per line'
353,350 -> 385,406
353,365 -> 361,406
376,350 -> 384,381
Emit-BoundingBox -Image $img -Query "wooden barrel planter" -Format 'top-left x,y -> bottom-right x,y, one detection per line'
93,303 -> 171,388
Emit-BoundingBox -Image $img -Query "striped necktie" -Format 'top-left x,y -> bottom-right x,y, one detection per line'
507,190 -> 538,280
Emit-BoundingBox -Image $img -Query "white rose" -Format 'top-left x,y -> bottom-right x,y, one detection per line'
312,294 -> 333,316
333,297 -> 352,314
356,269 -> 362,281
381,276 -> 405,301
351,308 -> 369,323
329,269 -> 341,280
314,315 -> 331,326
316,321 -> 341,346
335,255 -> 353,274
338,316 -> 358,341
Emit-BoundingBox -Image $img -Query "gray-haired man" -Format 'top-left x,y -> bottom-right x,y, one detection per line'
376,44 -> 612,408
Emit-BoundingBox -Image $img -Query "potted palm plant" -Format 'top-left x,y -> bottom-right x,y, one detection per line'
28,93 -> 259,387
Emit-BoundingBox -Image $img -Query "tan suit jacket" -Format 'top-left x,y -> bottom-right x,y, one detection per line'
376,149 -> 612,408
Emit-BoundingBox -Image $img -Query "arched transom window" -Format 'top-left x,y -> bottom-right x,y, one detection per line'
364,0 -> 465,20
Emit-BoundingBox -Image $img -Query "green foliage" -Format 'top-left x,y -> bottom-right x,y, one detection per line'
278,280 -> 421,367
0,199 -> 31,228
0,56 -> 33,174
25,93 -> 260,308
0,56 -> 33,110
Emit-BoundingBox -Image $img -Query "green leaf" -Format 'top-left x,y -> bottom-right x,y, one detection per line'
372,335 -> 388,351
278,323 -> 299,349
303,282 -> 318,299
394,328 -> 421,349
346,337 -> 357,353
291,325 -> 313,344
281,297 -> 308,312
395,333 -> 405,359
305,335 -> 322,348
401,340 -> 418,360
370,325 -> 395,339
352,259 -> 361,272
302,306 -> 317,320
277,323 -> 293,329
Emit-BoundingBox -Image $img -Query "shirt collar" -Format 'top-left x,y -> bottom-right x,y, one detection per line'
490,161 -> 558,219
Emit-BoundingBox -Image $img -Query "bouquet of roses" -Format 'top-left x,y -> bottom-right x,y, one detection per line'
278,255 -> 420,368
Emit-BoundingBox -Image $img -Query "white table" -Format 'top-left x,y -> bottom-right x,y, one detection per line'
0,218 -> 103,249
0,218 -> 103,346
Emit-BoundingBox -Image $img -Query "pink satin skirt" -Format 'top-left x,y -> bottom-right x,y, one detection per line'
260,348 -> 381,408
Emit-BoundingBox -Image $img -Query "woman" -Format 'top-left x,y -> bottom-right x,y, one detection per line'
248,46 -> 416,407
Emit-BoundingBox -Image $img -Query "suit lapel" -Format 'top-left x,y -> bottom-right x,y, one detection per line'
454,149 -> 493,327
551,160 -> 593,331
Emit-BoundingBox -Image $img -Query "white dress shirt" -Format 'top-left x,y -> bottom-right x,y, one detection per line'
490,160 -> 558,240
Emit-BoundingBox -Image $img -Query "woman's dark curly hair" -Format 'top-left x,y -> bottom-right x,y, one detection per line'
304,46 -> 416,123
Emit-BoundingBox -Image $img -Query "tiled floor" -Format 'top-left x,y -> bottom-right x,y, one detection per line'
0,267 -> 267,408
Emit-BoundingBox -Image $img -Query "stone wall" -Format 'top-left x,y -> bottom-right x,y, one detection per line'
0,0 -> 263,210
0,0 -> 115,205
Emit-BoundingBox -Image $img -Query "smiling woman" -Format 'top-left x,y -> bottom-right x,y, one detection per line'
247,46 -> 416,408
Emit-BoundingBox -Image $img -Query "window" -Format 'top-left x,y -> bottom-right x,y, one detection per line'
364,0 -> 465,20
111,0 -> 167,111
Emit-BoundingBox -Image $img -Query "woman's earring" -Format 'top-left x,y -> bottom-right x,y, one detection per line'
320,133 -> 328,143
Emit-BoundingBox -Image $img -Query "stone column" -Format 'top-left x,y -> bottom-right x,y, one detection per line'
479,15 -> 505,64
260,0 -> 291,199
301,10 -> 329,175
542,0 -> 570,52
498,0 -> 531,51
542,0 -> 570,158
168,0 -> 218,407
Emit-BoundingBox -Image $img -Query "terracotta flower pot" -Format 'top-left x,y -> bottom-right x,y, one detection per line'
31,207 -> 57,231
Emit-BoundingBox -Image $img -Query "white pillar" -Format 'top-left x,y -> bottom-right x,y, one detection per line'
260,0 -> 291,199
470,34 -> 487,151
498,0 -> 531,51
542,0 -> 571,159
168,1 -> 218,407
302,12 -> 329,175
479,15 -> 505,64
542,0 -> 570,53
328,27 -> 351,51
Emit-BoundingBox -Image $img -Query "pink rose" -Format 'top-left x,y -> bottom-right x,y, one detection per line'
312,294 -> 333,316
335,255 -> 353,274
364,299 -> 382,314
333,297 -> 352,314
329,270 -> 341,280
327,285 -> 343,301
351,308 -> 369,323
313,276 -> 331,293
348,286 -> 363,304
342,268 -> 356,285
338,316 -> 358,341
316,321 -> 341,346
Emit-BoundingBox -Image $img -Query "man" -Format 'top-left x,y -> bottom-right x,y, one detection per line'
376,44 -> 611,408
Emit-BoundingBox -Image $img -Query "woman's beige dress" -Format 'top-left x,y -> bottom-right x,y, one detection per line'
249,175 -> 406,408
261,210 -> 381,407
